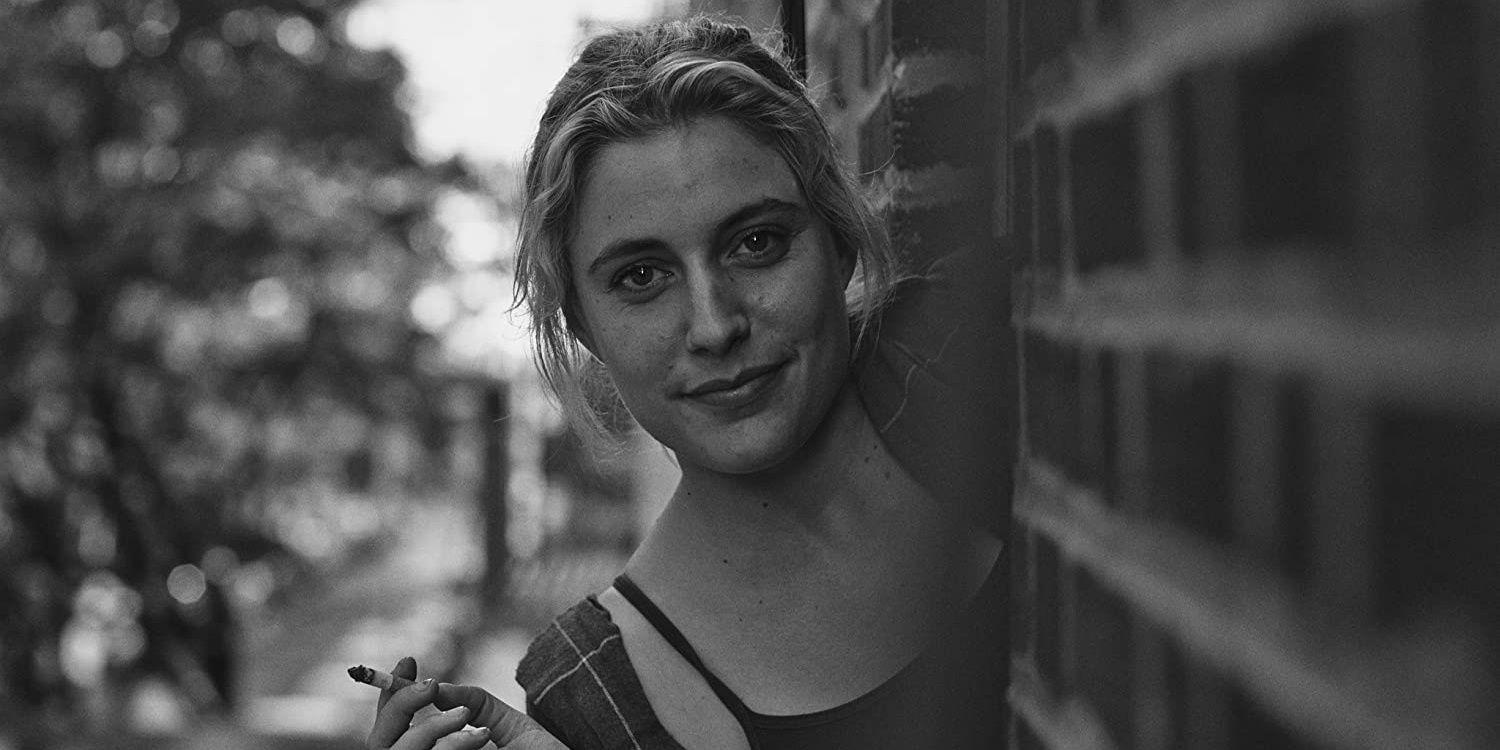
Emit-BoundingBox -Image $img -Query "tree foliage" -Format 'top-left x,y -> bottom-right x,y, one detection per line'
0,0 -> 462,723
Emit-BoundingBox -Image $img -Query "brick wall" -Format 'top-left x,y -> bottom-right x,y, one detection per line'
1006,0 -> 1500,748
693,0 -> 1500,747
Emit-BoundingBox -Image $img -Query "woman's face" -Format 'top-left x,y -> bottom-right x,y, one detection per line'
567,116 -> 855,474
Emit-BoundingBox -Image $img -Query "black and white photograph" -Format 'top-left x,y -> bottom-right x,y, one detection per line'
0,0 -> 1496,748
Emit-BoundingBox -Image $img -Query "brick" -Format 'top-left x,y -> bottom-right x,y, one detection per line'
1349,4 -> 1429,244
1146,351 -> 1232,540
1069,104 -> 1145,273
1023,330 -> 1080,477
1308,389 -> 1376,615
1231,367 -> 1312,584
1421,1 -> 1500,231
1374,405 -> 1500,630
1236,23 -> 1356,248
1057,339 -> 1084,481
1058,558 -> 1080,695
1076,570 -> 1135,748
1035,532 -> 1063,689
1022,328 -> 1052,469
1136,88 -> 1182,265
1012,525 -> 1035,660
1079,345 -> 1118,502
1171,66 -> 1243,258
1277,376 -> 1313,584
1034,125 -> 1064,276
1230,367 -> 1280,562
1114,349 -> 1151,514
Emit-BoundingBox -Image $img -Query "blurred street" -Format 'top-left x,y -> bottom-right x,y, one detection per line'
227,495 -> 626,748
9,494 -> 627,750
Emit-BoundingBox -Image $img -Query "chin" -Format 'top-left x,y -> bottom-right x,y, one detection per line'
673,419 -> 813,476
684,439 -> 800,476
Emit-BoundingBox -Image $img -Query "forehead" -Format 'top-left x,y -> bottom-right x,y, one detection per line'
569,117 -> 801,261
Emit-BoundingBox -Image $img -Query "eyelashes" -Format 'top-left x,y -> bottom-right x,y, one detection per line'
610,263 -> 669,292
734,229 -> 791,263
605,225 -> 800,295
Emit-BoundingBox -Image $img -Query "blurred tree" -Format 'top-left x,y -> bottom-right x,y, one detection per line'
0,0 -> 464,729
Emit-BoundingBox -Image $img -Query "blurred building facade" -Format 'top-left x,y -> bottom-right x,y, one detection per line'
697,0 -> 1500,748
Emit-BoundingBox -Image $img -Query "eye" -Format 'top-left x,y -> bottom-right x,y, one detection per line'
743,231 -> 773,253
610,263 -> 668,292
733,229 -> 790,264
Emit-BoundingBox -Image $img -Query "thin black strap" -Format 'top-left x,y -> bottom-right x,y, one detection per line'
611,575 -> 760,736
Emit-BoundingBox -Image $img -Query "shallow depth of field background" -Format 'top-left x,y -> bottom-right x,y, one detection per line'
0,0 -> 685,747
7,0 -> 1500,749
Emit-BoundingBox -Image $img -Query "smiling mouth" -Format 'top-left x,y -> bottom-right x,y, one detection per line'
681,362 -> 787,404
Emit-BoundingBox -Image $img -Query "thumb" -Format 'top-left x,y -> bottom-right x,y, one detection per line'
435,683 -> 567,748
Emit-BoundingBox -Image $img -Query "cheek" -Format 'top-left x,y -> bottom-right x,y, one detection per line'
804,267 -> 854,336
590,319 -> 674,381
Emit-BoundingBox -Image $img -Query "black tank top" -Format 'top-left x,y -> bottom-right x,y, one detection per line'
612,561 -> 1007,750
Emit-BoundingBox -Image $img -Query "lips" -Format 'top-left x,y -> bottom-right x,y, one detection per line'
681,362 -> 787,407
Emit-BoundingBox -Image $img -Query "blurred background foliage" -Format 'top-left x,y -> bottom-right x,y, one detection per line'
0,0 -> 473,732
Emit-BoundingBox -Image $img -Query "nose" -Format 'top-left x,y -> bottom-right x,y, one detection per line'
684,269 -> 749,356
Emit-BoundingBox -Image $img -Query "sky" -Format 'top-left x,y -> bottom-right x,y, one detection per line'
340,0 -> 680,377
344,0 -> 673,165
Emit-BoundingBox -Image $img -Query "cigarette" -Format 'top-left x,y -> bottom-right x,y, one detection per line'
347,665 -> 414,691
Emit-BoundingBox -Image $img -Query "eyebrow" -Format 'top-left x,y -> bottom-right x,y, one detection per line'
585,197 -> 808,277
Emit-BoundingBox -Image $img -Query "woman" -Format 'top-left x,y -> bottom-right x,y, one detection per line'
366,16 -> 1006,750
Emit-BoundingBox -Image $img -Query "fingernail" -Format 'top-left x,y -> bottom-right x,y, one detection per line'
445,705 -> 469,719
421,678 -> 436,691
466,727 -> 490,739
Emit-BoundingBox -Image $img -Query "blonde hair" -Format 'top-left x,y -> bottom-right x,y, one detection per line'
514,16 -> 898,445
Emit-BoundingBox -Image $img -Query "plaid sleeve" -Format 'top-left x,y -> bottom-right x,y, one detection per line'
517,595 -> 685,750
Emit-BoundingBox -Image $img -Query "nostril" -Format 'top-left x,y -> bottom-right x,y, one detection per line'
686,313 -> 750,354
685,279 -> 750,354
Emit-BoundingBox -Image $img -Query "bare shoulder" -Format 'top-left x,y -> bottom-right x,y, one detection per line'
598,586 -> 750,750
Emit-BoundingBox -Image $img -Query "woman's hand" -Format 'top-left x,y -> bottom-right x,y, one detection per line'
367,656 -> 567,749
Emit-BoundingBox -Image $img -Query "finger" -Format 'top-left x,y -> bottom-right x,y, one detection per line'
431,727 -> 492,750
433,684 -> 515,732
377,656 -> 418,715
369,676 -> 439,749
436,684 -> 562,748
391,705 -> 471,750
